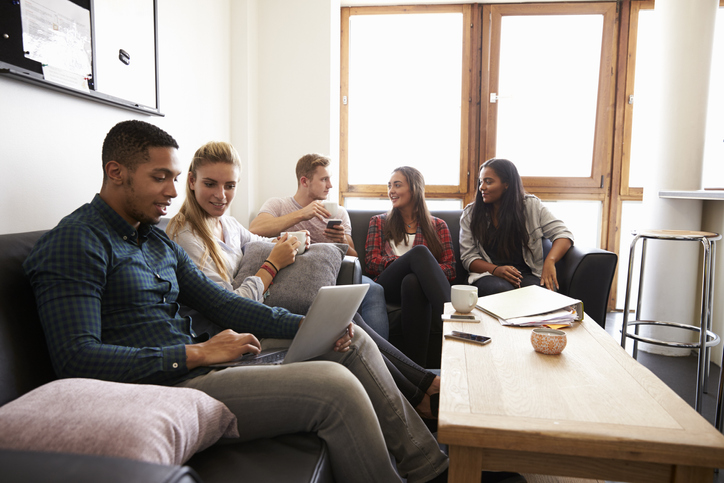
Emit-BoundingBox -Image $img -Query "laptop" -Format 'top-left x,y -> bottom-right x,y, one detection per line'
210,284 -> 370,367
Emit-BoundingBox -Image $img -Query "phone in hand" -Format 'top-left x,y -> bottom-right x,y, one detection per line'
326,219 -> 342,229
444,330 -> 491,345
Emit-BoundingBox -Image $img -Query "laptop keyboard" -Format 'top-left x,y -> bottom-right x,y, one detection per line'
239,350 -> 287,365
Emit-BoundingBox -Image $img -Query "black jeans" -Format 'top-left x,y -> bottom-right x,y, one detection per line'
473,272 -> 541,296
376,245 -> 451,367
353,313 -> 436,408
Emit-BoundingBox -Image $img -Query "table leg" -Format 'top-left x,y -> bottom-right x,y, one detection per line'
448,445 -> 483,483
671,464 -> 714,482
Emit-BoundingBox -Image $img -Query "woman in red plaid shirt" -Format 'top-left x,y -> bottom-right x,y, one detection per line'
365,167 -> 455,367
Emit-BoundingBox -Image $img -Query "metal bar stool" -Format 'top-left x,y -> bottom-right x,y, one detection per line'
620,229 -> 721,414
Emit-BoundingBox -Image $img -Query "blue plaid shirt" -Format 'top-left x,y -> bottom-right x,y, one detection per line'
24,194 -> 303,386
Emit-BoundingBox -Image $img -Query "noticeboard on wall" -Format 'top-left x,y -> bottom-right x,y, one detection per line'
0,0 -> 162,116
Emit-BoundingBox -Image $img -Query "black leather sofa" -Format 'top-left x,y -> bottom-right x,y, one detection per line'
0,228 -> 361,483
347,209 -> 619,368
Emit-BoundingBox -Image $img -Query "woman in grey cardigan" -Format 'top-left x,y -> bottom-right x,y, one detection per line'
459,158 -> 574,296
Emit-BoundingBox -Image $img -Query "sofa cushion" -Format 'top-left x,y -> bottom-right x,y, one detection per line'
235,242 -> 346,314
0,378 -> 239,466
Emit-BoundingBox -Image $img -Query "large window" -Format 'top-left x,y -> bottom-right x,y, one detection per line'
484,3 -> 617,194
341,1 -> 723,310
340,5 -> 475,207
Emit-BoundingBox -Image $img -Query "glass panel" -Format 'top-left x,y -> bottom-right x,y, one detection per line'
495,15 -> 603,177
702,7 -> 724,188
540,200 -> 601,249
628,10 -> 656,188
345,197 -> 463,212
348,13 -> 463,185
616,201 -> 644,310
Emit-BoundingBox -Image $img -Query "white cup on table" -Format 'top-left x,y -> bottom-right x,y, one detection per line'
451,285 -> 478,314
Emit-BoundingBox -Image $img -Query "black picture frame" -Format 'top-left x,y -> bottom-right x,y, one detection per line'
0,0 -> 162,116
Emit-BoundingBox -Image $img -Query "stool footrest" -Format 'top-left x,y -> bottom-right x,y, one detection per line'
623,320 -> 720,349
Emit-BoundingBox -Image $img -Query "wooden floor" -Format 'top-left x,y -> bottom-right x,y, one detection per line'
522,476 -> 604,483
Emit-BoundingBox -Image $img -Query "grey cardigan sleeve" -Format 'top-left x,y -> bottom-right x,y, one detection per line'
459,203 -> 492,272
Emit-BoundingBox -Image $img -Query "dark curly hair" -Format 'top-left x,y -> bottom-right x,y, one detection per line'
101,120 -> 179,181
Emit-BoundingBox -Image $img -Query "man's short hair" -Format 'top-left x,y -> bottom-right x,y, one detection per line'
295,153 -> 331,185
101,120 -> 179,179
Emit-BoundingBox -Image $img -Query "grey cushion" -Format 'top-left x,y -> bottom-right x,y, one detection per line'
235,242 -> 347,315
0,378 -> 239,466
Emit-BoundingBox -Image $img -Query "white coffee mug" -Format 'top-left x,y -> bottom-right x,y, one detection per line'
284,231 -> 307,255
451,285 -> 478,314
322,201 -> 338,218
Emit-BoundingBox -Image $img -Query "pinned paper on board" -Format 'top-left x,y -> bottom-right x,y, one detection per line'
20,0 -> 91,91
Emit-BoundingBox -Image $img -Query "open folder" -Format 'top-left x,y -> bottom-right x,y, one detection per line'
475,285 -> 584,327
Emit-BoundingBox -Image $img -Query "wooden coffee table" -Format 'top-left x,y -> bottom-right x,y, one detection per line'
438,303 -> 724,483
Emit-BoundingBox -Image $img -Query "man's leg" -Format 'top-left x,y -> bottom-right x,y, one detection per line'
357,276 -> 390,339
176,360 -> 403,483
322,327 -> 449,483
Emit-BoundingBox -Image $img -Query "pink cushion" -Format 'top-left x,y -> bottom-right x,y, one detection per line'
0,378 -> 239,465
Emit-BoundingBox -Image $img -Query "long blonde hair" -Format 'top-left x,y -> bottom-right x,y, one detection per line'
166,141 -> 241,282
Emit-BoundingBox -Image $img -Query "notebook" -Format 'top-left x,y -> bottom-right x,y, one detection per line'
475,285 -> 583,326
210,284 -> 370,367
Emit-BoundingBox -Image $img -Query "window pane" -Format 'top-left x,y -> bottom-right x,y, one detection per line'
348,13 -> 463,185
540,200 -> 601,249
616,201 -> 644,310
495,15 -> 603,177
703,7 -> 724,187
628,10 -> 656,188
345,197 -> 463,211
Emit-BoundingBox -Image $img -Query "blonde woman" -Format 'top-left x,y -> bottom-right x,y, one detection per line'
168,142 -> 442,421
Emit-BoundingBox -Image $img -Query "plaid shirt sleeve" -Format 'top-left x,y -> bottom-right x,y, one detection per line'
24,223 -> 188,384
432,217 -> 456,282
364,215 -> 397,279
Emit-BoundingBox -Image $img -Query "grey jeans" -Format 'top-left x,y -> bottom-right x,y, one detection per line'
176,327 -> 448,483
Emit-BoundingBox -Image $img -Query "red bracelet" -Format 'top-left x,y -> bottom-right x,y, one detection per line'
264,259 -> 279,273
260,263 -> 276,278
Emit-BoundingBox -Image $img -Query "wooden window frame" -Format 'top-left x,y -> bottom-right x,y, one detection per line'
339,5 -> 480,205
481,2 -> 619,201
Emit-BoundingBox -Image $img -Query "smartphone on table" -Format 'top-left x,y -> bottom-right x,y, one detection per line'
444,330 -> 491,345
443,313 -> 478,322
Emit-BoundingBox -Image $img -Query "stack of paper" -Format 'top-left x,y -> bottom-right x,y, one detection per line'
475,285 -> 583,327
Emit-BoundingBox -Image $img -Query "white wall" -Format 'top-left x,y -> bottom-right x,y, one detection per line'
0,0 -> 232,234
229,0 -> 341,226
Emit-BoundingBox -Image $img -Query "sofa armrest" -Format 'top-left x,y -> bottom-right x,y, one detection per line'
0,449 -> 201,483
545,240 -> 617,328
336,256 -> 362,286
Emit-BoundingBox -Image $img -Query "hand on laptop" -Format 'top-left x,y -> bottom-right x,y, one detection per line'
334,323 -> 354,353
186,329 -> 262,369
